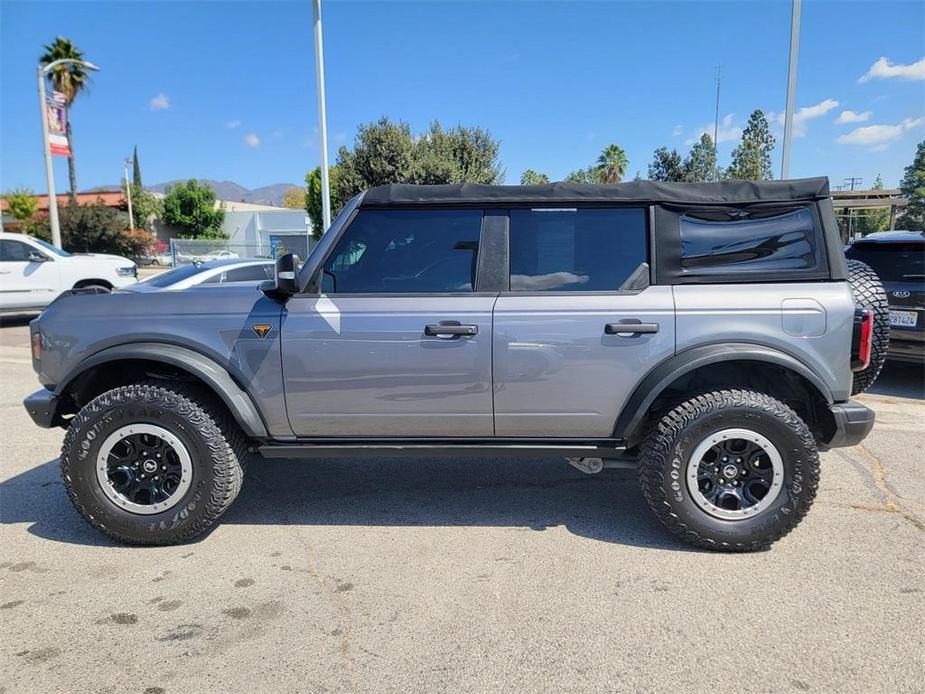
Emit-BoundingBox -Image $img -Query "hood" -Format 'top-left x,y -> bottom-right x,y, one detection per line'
70,252 -> 134,264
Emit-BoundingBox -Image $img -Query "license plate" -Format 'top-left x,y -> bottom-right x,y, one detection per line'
889,310 -> 918,328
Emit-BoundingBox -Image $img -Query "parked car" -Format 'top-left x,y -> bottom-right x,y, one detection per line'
846,230 -> 924,363
123,259 -> 274,292
0,231 -> 137,314
24,178 -> 884,551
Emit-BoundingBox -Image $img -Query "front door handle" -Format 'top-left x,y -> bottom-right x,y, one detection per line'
424,322 -> 478,337
605,321 -> 660,336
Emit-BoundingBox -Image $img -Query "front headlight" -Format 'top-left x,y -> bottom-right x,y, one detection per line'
117,266 -> 137,278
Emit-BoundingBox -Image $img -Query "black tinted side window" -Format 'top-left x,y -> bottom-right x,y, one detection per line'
322,209 -> 482,293
509,208 -> 647,291
224,265 -> 274,282
679,208 -> 819,275
1,240 -> 32,261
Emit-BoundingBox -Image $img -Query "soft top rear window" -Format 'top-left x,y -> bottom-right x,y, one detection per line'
679,207 -> 820,276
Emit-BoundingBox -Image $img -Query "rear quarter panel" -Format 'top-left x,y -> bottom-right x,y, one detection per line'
673,282 -> 855,402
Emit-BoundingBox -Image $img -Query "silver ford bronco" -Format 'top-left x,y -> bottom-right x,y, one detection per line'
24,178 -> 887,550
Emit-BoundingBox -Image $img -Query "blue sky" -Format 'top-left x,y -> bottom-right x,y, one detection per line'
1,0 -> 924,195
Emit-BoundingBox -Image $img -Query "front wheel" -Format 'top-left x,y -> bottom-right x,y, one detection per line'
60,382 -> 246,545
639,390 -> 820,552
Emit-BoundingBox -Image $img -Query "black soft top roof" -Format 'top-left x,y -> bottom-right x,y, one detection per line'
361,177 -> 830,207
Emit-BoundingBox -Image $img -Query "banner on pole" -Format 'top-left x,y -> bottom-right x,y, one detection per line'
46,91 -> 70,157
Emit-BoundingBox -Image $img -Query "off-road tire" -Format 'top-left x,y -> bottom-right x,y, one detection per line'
639,389 -> 820,552
847,259 -> 889,395
60,382 -> 247,545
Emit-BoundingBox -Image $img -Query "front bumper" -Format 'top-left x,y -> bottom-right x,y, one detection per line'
823,400 -> 875,449
23,388 -> 62,428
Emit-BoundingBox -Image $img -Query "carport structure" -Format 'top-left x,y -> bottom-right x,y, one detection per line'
832,188 -> 909,240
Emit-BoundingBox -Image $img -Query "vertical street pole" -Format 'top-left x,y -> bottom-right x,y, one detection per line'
781,0 -> 801,180
123,158 -> 135,229
313,0 -> 332,234
37,67 -> 62,248
713,65 -> 721,181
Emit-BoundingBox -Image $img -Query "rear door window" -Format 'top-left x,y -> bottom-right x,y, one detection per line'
508,207 -> 647,291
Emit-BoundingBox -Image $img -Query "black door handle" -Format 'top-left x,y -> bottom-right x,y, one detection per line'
605,321 -> 660,335
425,323 -> 478,337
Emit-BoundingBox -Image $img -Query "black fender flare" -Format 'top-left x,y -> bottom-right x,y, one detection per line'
614,343 -> 834,446
58,342 -> 269,439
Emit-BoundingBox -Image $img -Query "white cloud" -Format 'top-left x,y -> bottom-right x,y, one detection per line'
769,98 -> 840,137
149,93 -> 170,111
686,113 -> 741,145
243,133 -> 260,148
672,124 -> 683,137
836,110 -> 872,124
226,119 -> 241,129
859,56 -> 925,83
836,116 -> 925,149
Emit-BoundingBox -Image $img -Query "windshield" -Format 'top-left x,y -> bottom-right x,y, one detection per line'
30,237 -> 71,257
141,264 -> 209,287
847,242 -> 925,282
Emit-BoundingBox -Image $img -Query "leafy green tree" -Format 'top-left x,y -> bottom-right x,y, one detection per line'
648,147 -> 685,182
563,167 -> 602,184
408,121 -> 503,185
128,186 -> 162,232
40,37 -> 93,204
161,179 -> 226,239
282,187 -> 306,209
3,188 -> 39,222
683,134 -> 717,183
334,117 -> 415,204
898,139 -> 925,230
132,146 -> 142,188
595,144 -> 629,183
29,201 -> 152,256
328,117 -> 503,216
305,165 -> 340,239
520,169 -> 550,185
726,110 -> 775,180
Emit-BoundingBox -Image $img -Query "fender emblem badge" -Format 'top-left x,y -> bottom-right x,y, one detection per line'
252,324 -> 272,339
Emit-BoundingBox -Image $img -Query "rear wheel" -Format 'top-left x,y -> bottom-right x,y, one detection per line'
639,390 -> 819,552
847,259 -> 889,394
61,382 -> 246,545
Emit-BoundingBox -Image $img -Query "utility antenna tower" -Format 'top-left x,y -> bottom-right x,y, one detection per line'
843,176 -> 863,191
843,177 -> 863,240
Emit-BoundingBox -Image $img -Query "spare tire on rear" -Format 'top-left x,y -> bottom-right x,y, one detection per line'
847,259 -> 889,395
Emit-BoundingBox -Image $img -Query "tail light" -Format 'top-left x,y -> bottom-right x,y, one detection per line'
851,308 -> 873,372
31,332 -> 42,362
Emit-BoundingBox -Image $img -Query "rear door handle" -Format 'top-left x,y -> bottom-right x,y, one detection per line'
425,322 -> 478,337
605,321 -> 660,335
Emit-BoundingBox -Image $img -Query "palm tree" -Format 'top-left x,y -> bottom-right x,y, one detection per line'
595,144 -> 629,184
40,37 -> 92,204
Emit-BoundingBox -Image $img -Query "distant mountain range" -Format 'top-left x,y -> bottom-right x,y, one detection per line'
87,180 -> 299,207
147,180 -> 298,206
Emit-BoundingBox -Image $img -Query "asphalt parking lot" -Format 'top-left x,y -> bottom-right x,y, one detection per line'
1,315 -> 923,693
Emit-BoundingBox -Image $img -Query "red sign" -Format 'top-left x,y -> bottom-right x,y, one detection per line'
46,91 -> 70,157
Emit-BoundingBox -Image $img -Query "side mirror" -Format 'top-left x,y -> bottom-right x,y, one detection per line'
260,253 -> 301,298
28,251 -> 48,263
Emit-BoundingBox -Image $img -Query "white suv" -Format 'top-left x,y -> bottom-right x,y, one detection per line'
0,232 -> 137,313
